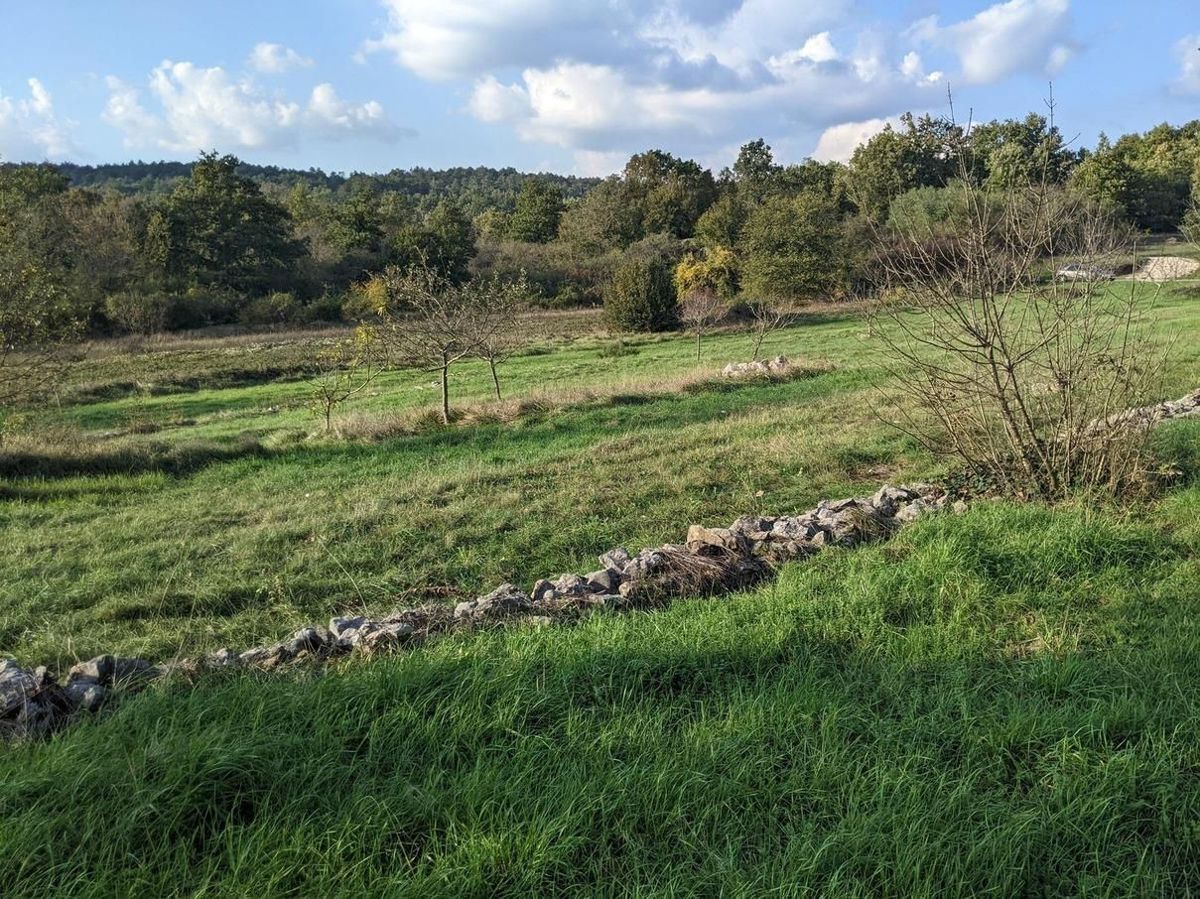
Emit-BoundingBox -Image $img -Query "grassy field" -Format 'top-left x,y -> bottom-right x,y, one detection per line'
2,284 -> 1200,895
3,485 -> 1200,895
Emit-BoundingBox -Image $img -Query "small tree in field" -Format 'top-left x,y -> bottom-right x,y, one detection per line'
468,273 -> 530,400
869,120 -> 1165,500
745,299 -> 788,360
309,327 -> 382,433
369,264 -> 477,424
679,289 -> 726,363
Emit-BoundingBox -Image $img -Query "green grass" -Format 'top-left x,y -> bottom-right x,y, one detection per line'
3,493 -> 1200,896
2,286 -> 1200,895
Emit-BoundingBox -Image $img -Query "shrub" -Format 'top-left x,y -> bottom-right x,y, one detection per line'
104,291 -> 169,335
604,256 -> 678,332
164,286 -> 240,330
238,292 -> 299,326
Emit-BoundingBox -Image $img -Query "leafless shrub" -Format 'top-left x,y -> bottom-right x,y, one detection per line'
468,273 -> 531,400
368,264 -> 479,424
679,288 -> 726,363
869,131 -> 1166,500
309,327 -> 383,433
745,299 -> 788,360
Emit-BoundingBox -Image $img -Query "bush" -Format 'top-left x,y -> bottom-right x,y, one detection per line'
104,291 -> 169,335
164,286 -> 241,330
604,256 -> 678,332
238,292 -> 299,326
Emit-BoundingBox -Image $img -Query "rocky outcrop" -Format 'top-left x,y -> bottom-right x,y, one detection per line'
721,356 -> 792,378
0,483 -> 948,741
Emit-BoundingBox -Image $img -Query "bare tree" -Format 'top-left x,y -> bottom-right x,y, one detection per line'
309,327 -> 383,433
1182,198 -> 1200,252
468,273 -> 530,401
746,299 -> 788,360
868,133 -> 1165,500
680,288 -> 726,363
371,264 -> 478,424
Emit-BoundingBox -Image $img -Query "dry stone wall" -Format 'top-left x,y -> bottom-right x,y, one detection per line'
1,483 -> 950,741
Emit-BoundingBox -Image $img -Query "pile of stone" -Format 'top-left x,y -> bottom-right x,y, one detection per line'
1,483 -> 947,741
1079,388 -> 1200,437
721,356 -> 791,378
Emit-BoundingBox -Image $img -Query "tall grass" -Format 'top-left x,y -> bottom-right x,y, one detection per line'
3,498 -> 1200,896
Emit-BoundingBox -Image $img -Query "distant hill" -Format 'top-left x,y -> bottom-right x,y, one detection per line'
50,160 -> 601,216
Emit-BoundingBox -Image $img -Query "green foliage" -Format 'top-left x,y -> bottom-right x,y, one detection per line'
104,290 -> 169,336
1071,124 -> 1200,231
886,183 -> 981,236
741,191 -> 845,300
507,179 -> 564,243
390,199 -> 476,283
604,255 -> 679,332
238,292 -> 300,327
156,152 -> 306,295
695,192 -> 748,248
844,114 -> 961,221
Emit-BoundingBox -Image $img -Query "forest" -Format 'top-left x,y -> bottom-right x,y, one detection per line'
2,113 -> 1197,346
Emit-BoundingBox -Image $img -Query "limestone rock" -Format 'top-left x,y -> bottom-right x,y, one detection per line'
599,548 -> 632,571
454,583 -> 533,621
0,659 -> 39,717
585,568 -> 623,594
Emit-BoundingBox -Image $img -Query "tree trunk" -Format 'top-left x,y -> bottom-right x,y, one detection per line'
489,357 -> 502,401
440,354 -> 450,424
695,331 -> 702,363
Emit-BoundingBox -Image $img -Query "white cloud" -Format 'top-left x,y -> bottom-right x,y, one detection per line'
0,77 -> 76,161
1172,34 -> 1200,95
812,116 -> 899,162
908,0 -> 1075,85
366,0 -> 1076,165
103,59 -> 408,153
360,0 -> 622,80
249,42 -> 314,74
573,149 -> 627,177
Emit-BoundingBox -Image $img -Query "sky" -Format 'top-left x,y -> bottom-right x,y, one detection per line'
0,1 -> 1197,177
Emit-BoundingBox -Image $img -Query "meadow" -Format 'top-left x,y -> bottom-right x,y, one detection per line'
2,283 -> 1200,896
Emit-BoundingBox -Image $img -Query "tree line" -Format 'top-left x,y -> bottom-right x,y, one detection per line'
1,113 -> 1198,349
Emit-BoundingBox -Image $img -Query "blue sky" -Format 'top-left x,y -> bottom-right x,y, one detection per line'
0,1 -> 1197,176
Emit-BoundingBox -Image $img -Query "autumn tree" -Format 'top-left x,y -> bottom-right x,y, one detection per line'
369,264 -> 478,423
309,327 -> 383,433
679,289 -> 726,363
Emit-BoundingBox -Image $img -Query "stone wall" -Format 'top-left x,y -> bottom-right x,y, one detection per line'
2,483 -> 950,741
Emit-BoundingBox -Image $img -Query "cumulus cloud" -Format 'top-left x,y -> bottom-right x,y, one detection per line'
812,116 -> 899,163
907,0 -> 1075,84
1172,34 -> 1200,95
365,0 -> 1078,163
0,77 -> 77,161
249,42 -> 314,74
103,58 -> 408,153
